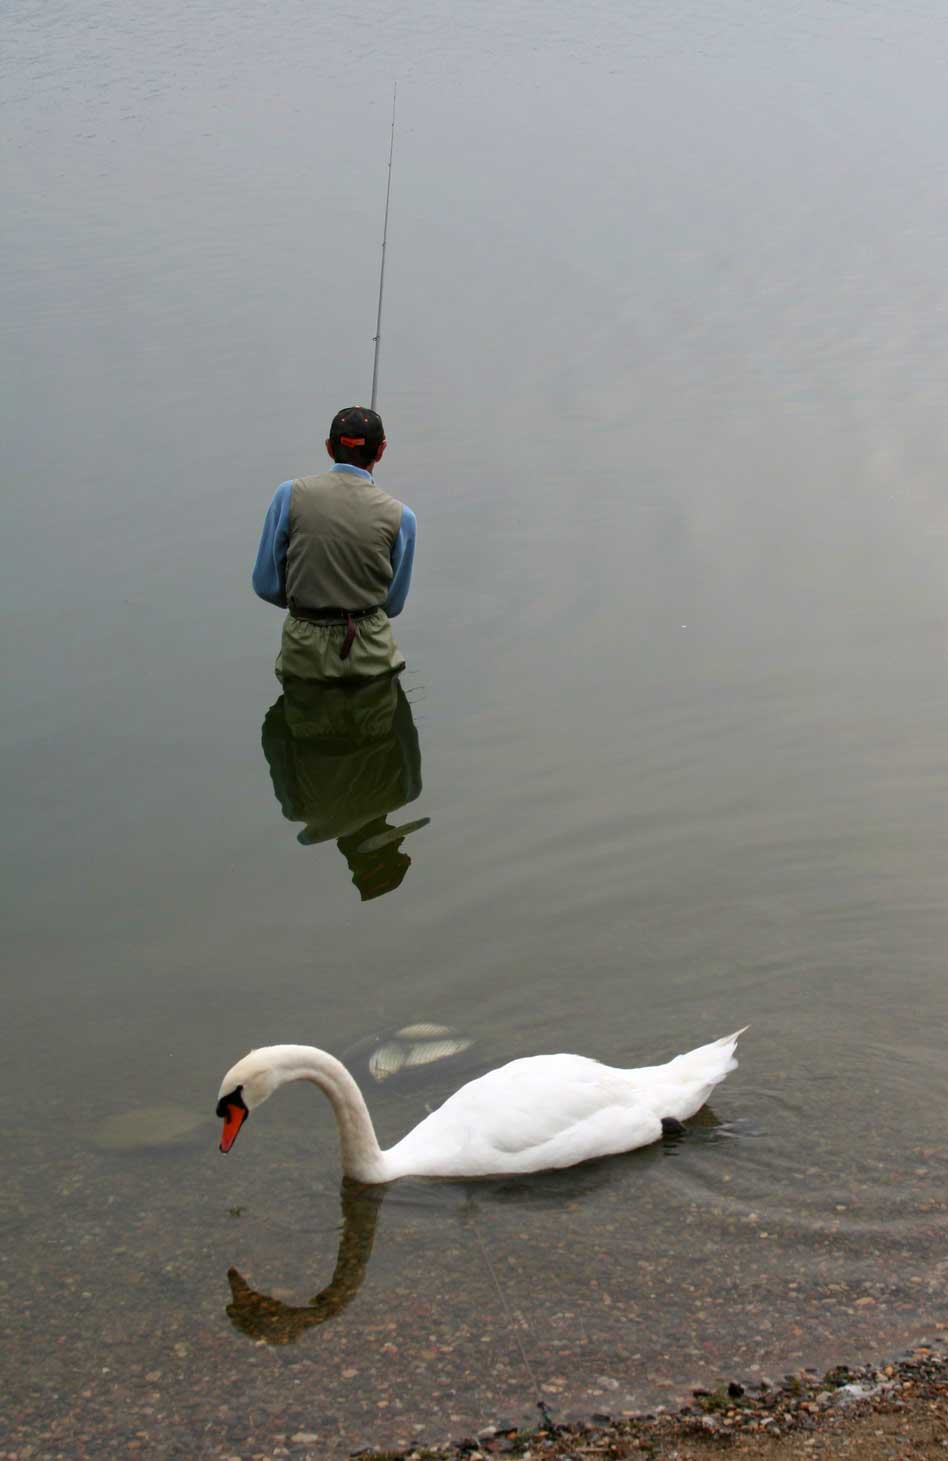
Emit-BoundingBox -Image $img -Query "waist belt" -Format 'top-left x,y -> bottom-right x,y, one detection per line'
288,602 -> 383,661
289,603 -> 381,623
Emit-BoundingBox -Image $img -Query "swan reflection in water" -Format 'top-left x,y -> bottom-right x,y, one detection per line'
226,1179 -> 385,1343
223,1108 -> 733,1344
261,676 -> 429,900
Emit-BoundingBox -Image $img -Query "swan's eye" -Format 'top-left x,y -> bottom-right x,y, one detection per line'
217,1087 -> 249,1153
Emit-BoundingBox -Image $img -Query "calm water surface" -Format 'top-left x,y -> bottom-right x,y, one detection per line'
5,0 -> 948,1453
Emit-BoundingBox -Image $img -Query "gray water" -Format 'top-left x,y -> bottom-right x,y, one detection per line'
5,0 -> 948,1454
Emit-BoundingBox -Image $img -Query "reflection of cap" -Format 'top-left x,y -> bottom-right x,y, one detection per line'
329,406 -> 384,450
350,848 -> 411,901
337,819 -> 411,900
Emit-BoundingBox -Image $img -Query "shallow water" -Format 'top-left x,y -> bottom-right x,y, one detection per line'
5,0 -> 948,1454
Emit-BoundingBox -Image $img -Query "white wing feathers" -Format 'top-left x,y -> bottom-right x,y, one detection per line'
385,1038 -> 743,1178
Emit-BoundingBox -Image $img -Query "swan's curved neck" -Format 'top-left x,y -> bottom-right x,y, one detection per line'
268,1046 -> 389,1183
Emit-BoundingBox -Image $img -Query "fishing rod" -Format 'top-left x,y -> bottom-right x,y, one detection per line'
370,83 -> 397,412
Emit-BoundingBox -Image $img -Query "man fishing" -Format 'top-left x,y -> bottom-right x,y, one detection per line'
252,406 -> 416,683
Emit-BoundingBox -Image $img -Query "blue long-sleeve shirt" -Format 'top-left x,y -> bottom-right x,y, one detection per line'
252,464 -> 416,618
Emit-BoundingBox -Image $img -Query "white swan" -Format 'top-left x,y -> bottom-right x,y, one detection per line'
216,1029 -> 747,1182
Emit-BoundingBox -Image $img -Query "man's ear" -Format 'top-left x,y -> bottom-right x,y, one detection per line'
325,438 -> 335,460
374,438 -> 388,465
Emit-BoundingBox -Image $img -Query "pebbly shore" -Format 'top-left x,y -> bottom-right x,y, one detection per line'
356,1336 -> 948,1461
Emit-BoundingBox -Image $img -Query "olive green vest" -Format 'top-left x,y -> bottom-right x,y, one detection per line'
285,471 -> 404,613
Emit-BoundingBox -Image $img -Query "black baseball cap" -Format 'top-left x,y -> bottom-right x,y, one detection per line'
329,406 -> 385,449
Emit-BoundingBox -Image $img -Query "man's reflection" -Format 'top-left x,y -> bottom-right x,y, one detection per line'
261,677 -> 429,900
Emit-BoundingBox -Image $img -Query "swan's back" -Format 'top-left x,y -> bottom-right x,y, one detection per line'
385,1054 -> 658,1177
383,1033 -> 744,1179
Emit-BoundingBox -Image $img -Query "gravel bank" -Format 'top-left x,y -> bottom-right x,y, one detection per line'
358,1337 -> 948,1461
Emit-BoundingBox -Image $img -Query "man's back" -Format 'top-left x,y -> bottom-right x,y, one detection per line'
286,470 -> 404,615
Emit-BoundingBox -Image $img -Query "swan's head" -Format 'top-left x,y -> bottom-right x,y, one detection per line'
216,1049 -> 281,1153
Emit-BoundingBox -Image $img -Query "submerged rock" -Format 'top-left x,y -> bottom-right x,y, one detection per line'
92,1104 -> 208,1150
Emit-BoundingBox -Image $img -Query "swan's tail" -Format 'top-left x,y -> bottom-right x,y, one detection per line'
665,1026 -> 749,1083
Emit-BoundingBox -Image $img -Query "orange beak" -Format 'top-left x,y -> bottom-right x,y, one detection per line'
220,1102 -> 248,1153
